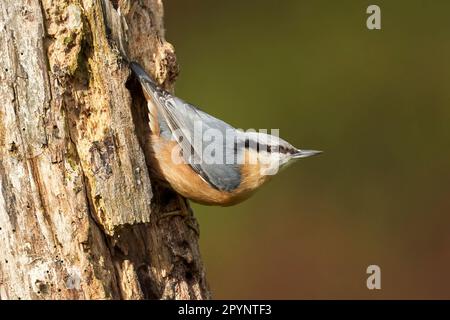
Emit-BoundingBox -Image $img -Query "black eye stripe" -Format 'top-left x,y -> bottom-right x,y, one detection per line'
240,139 -> 294,155
242,139 -> 271,153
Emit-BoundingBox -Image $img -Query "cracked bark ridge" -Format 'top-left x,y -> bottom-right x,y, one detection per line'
0,0 -> 210,299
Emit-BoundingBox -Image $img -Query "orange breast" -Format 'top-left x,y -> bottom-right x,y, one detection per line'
148,135 -> 270,206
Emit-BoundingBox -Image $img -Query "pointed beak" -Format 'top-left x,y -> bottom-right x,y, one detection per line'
292,149 -> 323,159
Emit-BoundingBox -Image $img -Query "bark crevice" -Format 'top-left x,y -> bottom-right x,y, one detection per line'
0,0 -> 210,300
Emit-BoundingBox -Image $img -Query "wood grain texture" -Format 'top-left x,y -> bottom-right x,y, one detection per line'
0,0 -> 210,299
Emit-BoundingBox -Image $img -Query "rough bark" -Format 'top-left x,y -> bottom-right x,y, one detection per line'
0,0 -> 210,299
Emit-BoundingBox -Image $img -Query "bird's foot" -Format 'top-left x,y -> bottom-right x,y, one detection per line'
158,196 -> 199,236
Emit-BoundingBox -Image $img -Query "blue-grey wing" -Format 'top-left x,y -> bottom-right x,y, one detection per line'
131,63 -> 242,191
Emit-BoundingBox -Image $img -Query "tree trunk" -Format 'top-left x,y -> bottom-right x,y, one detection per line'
0,0 -> 210,299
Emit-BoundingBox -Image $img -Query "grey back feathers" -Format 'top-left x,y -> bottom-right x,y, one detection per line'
131,62 -> 242,191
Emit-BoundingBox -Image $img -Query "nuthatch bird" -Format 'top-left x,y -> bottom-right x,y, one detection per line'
131,62 -> 321,206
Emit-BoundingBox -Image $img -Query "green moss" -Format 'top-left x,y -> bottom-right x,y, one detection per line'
65,141 -> 80,173
63,34 -> 75,46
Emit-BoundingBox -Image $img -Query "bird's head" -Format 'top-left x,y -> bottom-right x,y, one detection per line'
241,131 -> 322,176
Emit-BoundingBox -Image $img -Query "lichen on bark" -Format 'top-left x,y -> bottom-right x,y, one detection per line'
0,0 -> 210,300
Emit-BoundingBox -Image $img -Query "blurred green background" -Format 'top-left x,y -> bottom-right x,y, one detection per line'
164,0 -> 450,299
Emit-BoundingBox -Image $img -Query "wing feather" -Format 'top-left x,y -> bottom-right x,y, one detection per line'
131,63 -> 242,191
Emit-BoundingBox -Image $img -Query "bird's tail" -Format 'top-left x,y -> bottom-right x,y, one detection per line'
130,62 -> 157,85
